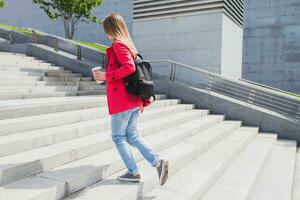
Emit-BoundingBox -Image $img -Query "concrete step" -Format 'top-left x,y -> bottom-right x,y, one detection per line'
37,81 -> 97,87
0,176 -> 66,200
0,85 -> 79,93
0,76 -> 92,85
0,52 -> 34,58
140,127 -> 257,200
0,75 -> 42,81
38,115 -> 223,194
38,81 -> 97,87
0,57 -> 50,62
0,104 -> 197,156
0,96 -> 106,119
0,91 -> 78,101
0,80 -> 89,87
0,75 -> 76,84
63,120 -> 238,200
80,77 -> 92,81
0,56 -> 46,61
0,94 -> 165,106
0,56 -> 36,62
0,94 -> 169,119
249,140 -> 297,200
0,109 -> 208,186
45,70 -> 79,77
76,90 -> 106,95
0,67 -> 72,75
0,71 -> 81,78
0,80 -> 41,86
42,76 -> 92,82
0,116 -> 228,200
0,70 -> 46,77
0,73 -> 43,81
0,56 -> 48,63
78,85 -> 106,91
0,100 -> 184,135
0,94 -> 166,108
0,94 -> 99,104
199,134 -> 277,200
0,52 -> 35,58
292,149 -> 300,200
79,81 -> 97,86
0,64 -> 63,71
34,81 -> 97,87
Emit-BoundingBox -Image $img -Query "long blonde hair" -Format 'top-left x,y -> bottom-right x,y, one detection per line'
103,13 -> 138,57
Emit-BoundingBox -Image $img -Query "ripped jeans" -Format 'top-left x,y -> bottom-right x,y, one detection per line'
111,106 -> 160,175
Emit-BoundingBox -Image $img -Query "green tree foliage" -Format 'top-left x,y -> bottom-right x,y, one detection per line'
0,0 -> 6,8
33,0 -> 103,39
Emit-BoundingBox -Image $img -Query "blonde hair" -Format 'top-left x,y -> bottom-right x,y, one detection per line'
103,13 -> 138,57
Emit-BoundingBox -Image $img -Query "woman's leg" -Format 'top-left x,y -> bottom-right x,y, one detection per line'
126,107 -> 160,167
111,108 -> 139,175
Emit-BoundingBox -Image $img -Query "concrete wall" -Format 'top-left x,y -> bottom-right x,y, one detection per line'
154,78 -> 300,145
133,12 -> 224,74
133,12 -> 244,79
242,0 -> 300,94
0,0 -> 132,46
221,14 -> 243,80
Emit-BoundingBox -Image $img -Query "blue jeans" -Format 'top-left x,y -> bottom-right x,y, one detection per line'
111,106 -> 160,175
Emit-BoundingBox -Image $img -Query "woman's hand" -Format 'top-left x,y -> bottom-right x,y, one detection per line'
92,71 -> 106,83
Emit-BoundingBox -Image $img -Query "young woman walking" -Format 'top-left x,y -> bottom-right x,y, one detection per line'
92,13 -> 169,185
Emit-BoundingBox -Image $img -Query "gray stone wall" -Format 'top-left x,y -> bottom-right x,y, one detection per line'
133,12 -> 224,74
242,0 -> 300,94
133,12 -> 243,79
0,0 -> 132,46
221,14 -> 243,80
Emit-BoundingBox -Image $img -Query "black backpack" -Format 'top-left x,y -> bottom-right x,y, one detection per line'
112,49 -> 156,104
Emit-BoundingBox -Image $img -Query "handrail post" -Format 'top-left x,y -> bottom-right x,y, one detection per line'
207,74 -> 215,92
8,31 -> 15,54
247,89 -> 256,106
172,63 -> 177,81
296,105 -> 300,119
102,53 -> 106,68
54,38 -> 58,52
169,63 -> 174,81
76,45 -> 82,60
32,30 -> 37,43
8,31 -> 13,45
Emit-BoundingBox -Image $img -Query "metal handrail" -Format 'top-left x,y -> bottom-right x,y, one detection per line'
148,59 -> 300,101
1,28 -> 106,67
215,80 -> 299,106
211,85 -> 296,114
147,59 -> 300,122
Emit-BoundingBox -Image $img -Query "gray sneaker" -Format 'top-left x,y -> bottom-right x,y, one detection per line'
156,159 -> 169,185
117,171 -> 141,183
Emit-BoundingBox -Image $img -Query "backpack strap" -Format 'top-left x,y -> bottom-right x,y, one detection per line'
151,93 -> 156,103
111,46 -> 154,104
149,88 -> 156,103
136,53 -> 143,60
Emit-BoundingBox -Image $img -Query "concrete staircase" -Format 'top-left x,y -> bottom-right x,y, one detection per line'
0,52 -> 105,100
0,53 -> 298,200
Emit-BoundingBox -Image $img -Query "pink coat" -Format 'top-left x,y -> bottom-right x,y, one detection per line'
105,40 -> 145,115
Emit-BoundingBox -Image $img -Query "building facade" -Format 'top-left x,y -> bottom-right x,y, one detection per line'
132,0 -> 244,79
0,0 -> 132,46
242,0 -> 300,94
0,0 -> 248,80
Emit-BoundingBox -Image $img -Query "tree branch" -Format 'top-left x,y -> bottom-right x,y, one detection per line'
32,0 -> 103,39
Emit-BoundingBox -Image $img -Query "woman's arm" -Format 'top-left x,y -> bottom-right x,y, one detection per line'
105,42 -> 135,83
